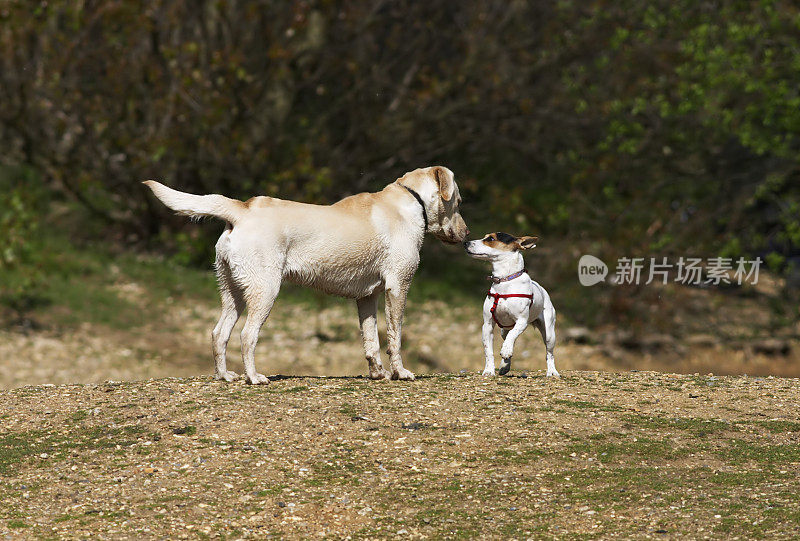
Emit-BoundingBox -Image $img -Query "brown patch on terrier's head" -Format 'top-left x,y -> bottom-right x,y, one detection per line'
481,232 -> 539,251
481,232 -> 518,251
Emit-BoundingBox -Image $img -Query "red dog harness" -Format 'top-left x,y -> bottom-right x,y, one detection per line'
486,268 -> 532,329
487,292 -> 533,328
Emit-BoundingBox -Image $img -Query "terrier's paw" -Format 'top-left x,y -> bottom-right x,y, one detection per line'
498,360 -> 512,376
245,373 -> 270,385
500,344 -> 514,359
391,367 -> 416,381
214,370 -> 239,382
546,369 -> 561,378
481,368 -> 496,377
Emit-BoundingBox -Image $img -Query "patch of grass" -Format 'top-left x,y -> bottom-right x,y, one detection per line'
497,515 -> 554,537
547,466 -> 683,511
407,508 -> 485,539
754,420 -> 800,433
338,403 -> 358,417
622,414 -> 734,435
70,410 -> 89,422
252,485 -> 286,497
712,499 -> 800,537
173,425 -> 197,436
306,443 -> 367,487
280,385 -> 309,394
716,440 -> 800,466
7,520 -> 28,529
310,459 -> 365,487
705,469 -> 789,486
0,425 -> 146,475
52,513 -> 80,523
567,436 -> 686,463
553,398 -> 623,412
433,373 -> 467,383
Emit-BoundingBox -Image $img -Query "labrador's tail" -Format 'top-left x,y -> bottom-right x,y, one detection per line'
143,181 -> 245,226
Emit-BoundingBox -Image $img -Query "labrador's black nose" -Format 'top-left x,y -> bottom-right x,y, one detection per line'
463,241 -> 470,248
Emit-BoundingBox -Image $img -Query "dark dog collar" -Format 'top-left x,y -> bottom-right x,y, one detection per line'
399,184 -> 428,232
487,268 -> 527,284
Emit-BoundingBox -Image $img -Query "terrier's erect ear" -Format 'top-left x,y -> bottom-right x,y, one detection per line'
516,236 -> 538,250
434,166 -> 454,202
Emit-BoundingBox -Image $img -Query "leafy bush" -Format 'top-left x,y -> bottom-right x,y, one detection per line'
0,166 -> 49,316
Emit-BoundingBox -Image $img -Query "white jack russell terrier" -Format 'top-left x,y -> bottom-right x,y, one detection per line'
464,232 -> 559,377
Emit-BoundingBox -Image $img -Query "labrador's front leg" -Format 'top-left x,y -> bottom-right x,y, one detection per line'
356,292 -> 391,380
384,281 -> 415,381
498,318 -> 528,375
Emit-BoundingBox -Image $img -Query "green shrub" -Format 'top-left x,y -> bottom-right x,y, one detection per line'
0,165 -> 49,317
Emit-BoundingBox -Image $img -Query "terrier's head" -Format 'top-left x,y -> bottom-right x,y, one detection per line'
463,232 -> 538,261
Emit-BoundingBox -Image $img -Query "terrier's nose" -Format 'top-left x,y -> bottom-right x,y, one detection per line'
463,241 -> 470,248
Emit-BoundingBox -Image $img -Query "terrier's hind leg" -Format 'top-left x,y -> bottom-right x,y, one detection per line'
534,306 -> 559,378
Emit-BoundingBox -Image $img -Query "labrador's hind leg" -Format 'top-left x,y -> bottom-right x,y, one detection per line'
222,248 -> 283,386
212,261 -> 245,382
239,279 -> 281,385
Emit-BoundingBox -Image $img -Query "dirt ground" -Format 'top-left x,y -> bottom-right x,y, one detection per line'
0,371 -> 798,539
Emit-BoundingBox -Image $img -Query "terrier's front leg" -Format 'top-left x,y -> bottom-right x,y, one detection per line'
498,318 -> 528,375
481,315 -> 496,376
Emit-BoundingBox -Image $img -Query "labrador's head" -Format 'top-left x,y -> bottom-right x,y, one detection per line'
398,166 -> 469,244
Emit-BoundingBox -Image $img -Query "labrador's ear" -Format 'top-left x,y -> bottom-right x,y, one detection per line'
516,236 -> 538,250
434,166 -> 454,202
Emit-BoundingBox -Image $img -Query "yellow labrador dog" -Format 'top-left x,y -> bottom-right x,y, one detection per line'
144,166 -> 469,384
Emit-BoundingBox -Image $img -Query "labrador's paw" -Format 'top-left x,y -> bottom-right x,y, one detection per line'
245,373 -> 270,385
546,369 -> 561,378
481,368 -> 496,376
391,367 -> 416,381
214,370 -> 239,382
369,367 -> 392,380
